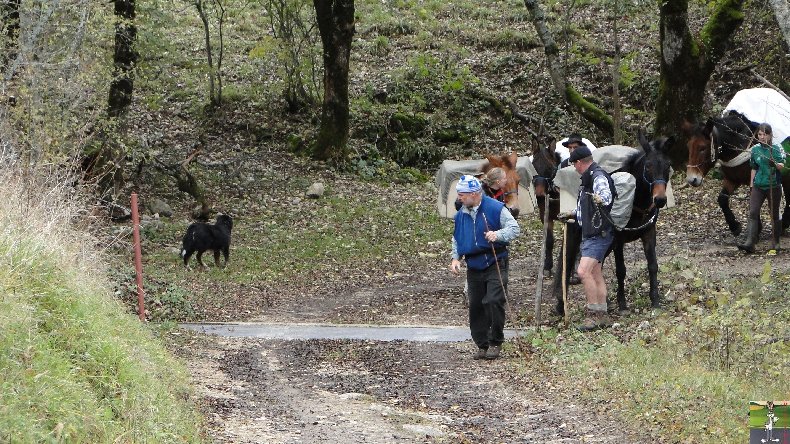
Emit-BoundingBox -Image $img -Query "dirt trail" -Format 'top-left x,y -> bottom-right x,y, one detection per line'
186,334 -> 645,443
178,180 -> 783,443
180,259 -> 652,443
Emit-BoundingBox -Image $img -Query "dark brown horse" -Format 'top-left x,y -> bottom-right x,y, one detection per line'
547,133 -> 674,315
531,140 -> 561,274
684,113 -> 790,234
482,152 -> 521,218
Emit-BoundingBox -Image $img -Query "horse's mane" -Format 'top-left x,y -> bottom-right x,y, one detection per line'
620,144 -> 653,172
711,114 -> 755,150
484,152 -> 517,170
623,149 -> 644,170
723,110 -> 758,132
622,136 -> 671,172
531,145 -> 561,176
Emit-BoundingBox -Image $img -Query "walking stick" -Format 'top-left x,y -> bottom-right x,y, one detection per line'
534,195 -> 550,326
561,220 -> 570,324
767,149 -> 779,254
481,212 -> 508,301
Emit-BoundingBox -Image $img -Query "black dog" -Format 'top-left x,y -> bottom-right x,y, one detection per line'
180,214 -> 233,268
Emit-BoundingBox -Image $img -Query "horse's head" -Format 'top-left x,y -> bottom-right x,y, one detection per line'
684,114 -> 756,187
484,152 -> 520,218
638,131 -> 674,209
683,118 -> 715,187
531,139 -> 560,199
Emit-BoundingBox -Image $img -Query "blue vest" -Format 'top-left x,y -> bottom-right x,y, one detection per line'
454,196 -> 508,270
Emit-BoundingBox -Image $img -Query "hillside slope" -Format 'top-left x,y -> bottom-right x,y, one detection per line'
0,161 -> 204,442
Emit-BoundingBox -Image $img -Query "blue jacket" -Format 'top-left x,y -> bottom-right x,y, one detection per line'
453,196 -> 508,270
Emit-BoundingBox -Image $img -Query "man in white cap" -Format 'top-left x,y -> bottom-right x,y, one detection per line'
450,175 -> 520,360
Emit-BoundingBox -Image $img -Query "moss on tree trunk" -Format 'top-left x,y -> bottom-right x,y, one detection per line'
655,0 -> 745,167
524,0 -> 614,138
564,87 -> 614,136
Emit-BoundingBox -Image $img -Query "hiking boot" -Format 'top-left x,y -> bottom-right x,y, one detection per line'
578,316 -> 600,332
485,345 -> 501,360
768,220 -> 781,252
473,348 -> 488,360
737,218 -> 759,254
578,310 -> 610,332
598,312 -> 612,328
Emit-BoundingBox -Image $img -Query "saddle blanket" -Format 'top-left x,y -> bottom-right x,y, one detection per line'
434,156 -> 538,218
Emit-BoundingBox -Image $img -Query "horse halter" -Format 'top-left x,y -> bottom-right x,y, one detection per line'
489,186 -> 517,200
531,174 -> 557,195
642,161 -> 667,188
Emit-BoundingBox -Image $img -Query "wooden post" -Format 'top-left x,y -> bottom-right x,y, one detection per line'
534,196 -> 550,326
131,193 -> 146,321
562,221 -> 569,324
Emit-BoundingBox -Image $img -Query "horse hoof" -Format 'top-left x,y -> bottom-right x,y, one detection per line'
553,303 -> 565,317
569,275 -> 581,285
731,225 -> 742,237
618,309 -> 631,317
543,269 -> 552,278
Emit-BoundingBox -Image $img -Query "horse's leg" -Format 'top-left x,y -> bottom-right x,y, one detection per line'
718,181 -> 741,236
613,240 -> 627,312
641,226 -> 660,308
544,220 -> 555,275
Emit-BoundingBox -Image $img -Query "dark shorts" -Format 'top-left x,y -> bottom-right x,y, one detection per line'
581,232 -> 613,263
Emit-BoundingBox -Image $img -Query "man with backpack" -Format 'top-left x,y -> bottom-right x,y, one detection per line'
560,145 -> 616,331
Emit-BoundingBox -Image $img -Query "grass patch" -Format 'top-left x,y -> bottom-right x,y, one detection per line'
551,331 -> 774,442
525,259 -> 790,443
144,188 -> 447,288
0,162 -> 204,442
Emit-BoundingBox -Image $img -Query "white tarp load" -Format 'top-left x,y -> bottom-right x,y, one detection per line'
554,137 -> 598,162
553,145 -> 675,228
723,88 -> 790,144
609,172 -> 637,230
434,156 -> 538,218
527,138 -> 598,164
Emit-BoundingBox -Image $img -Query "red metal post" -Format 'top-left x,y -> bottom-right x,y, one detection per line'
131,193 -> 146,321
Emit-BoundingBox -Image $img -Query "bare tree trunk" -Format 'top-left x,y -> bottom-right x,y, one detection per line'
523,0 -> 614,136
768,0 -> 790,49
108,0 -> 137,118
195,0 -> 216,105
655,0 -> 745,166
96,0 -> 137,196
215,0 -> 225,103
610,2 -> 623,145
312,0 -> 354,162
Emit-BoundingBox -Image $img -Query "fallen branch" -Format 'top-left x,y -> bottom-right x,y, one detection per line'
152,156 -> 211,220
750,68 -> 790,102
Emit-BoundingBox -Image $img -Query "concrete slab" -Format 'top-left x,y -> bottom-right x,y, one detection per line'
179,323 -> 522,342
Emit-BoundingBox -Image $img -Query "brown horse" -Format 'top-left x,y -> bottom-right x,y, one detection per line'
684,113 -> 790,235
531,140 -> 561,274
482,152 -> 521,218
